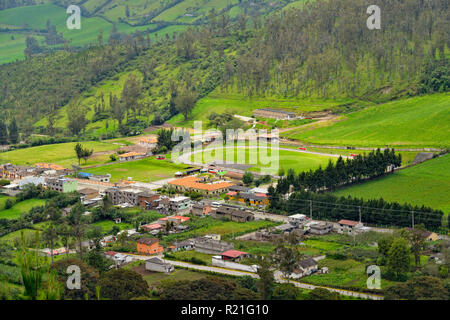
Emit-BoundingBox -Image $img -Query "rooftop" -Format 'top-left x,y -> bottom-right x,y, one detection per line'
168,176 -> 233,191
221,249 -> 248,258
338,219 -> 361,227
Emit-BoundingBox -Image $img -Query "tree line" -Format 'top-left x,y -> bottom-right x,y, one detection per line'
276,149 -> 402,193
267,188 -> 444,231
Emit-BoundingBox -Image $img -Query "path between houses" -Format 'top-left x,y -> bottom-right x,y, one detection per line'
126,253 -> 383,300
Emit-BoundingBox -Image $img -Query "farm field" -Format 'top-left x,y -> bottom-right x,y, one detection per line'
83,156 -> 190,183
188,146 -> 337,174
0,198 -> 46,220
332,154 -> 450,214
0,141 -> 120,167
280,93 -> 450,148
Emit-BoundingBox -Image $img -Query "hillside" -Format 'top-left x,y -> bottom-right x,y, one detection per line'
0,0 -> 297,64
0,0 -> 448,144
332,154 -> 450,214
281,93 -> 450,148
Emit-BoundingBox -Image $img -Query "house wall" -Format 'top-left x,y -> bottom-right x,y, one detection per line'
137,242 -> 164,255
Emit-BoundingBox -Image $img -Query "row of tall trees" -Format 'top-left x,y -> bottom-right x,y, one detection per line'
276,149 -> 402,193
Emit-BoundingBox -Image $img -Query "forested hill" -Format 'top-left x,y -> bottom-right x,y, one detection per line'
0,0 -> 448,137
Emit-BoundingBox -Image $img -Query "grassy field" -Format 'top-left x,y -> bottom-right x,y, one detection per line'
168,90 -> 355,127
0,141 -> 120,167
83,156 -> 190,182
162,217 -> 280,244
332,154 -> 450,213
280,93 -> 450,148
0,198 -> 46,220
169,250 -> 214,266
92,220 -> 133,234
189,146 -> 337,174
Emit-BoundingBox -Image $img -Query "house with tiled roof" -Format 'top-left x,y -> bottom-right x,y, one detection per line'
168,176 -> 233,196
119,152 -> 146,161
337,219 -> 363,235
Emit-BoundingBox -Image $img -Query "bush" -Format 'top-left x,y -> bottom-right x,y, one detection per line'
4,199 -> 14,209
109,154 -> 117,161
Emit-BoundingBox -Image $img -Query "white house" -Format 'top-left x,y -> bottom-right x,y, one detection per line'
145,257 -> 174,273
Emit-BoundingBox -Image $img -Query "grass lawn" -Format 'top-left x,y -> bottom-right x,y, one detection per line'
0,228 -> 39,243
280,93 -> 450,148
0,195 -> 14,210
189,146 -> 336,174
0,199 -> 46,220
332,154 -> 450,214
0,141 -> 120,167
83,156 -> 191,183
169,250 -> 214,266
92,220 -> 133,234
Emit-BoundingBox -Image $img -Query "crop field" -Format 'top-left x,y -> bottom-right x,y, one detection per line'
280,93 -> 450,148
0,141 -> 120,167
83,156 -> 190,182
332,154 -> 450,214
188,146 -> 336,174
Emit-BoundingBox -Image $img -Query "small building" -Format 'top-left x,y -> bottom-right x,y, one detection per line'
170,240 -> 195,252
145,257 -> 174,273
138,192 -> 160,210
291,258 -> 319,278
141,223 -> 162,232
193,237 -> 234,255
221,249 -> 249,262
139,138 -> 158,150
46,178 -> 78,193
136,238 -> 164,255
168,176 -> 233,196
337,219 -> 363,235
105,187 -> 144,206
191,202 -> 212,216
228,185 -> 250,193
231,192 -> 269,207
308,222 -> 334,235
214,205 -> 254,222
288,214 -> 308,226
78,188 -> 99,201
275,223 -> 296,233
169,196 -> 191,213
253,108 -> 297,120
119,152 -> 145,161
406,228 -> 439,242
88,174 -> 111,183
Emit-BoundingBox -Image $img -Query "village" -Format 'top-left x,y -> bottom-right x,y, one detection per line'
1,148 -> 446,301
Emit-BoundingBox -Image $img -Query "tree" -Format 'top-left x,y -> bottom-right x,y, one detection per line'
174,85 -> 198,121
67,105 -> 87,136
256,257 -> 274,300
42,223 -> 58,264
0,120 -> 7,145
122,74 -> 142,122
68,203 -> 88,260
308,288 -> 339,300
387,237 -> 411,279
99,269 -> 150,300
243,171 -> 254,186
272,246 -> 301,278
385,276 -> 448,300
8,118 -> 19,144
74,143 -> 94,165
409,226 -> 427,267
272,283 -> 298,300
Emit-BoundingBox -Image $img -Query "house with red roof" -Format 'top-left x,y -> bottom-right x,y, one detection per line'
221,249 -> 249,262
337,219 -> 363,235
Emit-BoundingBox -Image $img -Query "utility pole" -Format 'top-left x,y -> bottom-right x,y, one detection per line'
309,200 -> 313,221
359,206 -> 362,223
411,211 -> 414,228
